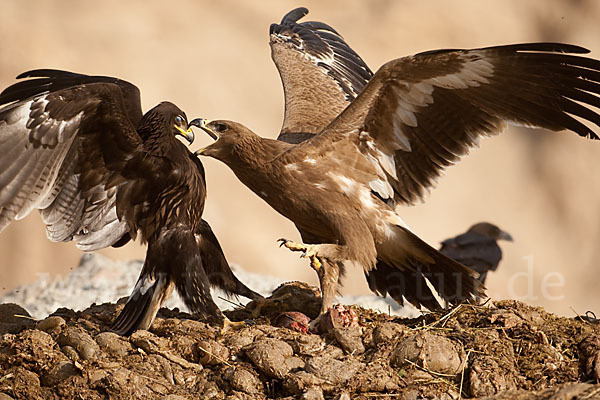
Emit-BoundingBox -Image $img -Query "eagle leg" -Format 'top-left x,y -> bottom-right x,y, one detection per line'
278,238 -> 341,316
308,260 -> 341,332
316,259 -> 340,315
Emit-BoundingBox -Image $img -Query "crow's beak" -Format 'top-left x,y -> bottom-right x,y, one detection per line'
499,230 -> 513,242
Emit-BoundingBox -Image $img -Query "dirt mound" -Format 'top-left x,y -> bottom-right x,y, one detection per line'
0,282 -> 599,399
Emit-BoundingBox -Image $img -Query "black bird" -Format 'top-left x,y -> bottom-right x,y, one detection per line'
0,69 -> 261,335
439,222 -> 513,284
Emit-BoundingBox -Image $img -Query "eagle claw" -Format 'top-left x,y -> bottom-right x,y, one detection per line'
278,238 -> 322,272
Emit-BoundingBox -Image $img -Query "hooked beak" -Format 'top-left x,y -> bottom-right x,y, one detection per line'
499,230 -> 514,242
174,124 -> 195,145
189,118 -> 218,141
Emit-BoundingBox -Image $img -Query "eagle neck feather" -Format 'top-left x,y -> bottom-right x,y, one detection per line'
232,135 -> 286,169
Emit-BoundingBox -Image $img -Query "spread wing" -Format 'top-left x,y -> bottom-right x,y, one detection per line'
0,70 -> 145,250
270,7 -> 373,143
293,43 -> 600,206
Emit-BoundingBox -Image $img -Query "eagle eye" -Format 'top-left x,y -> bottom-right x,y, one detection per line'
213,122 -> 228,133
175,115 -> 184,125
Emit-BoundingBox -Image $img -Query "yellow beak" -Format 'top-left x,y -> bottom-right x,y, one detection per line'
174,125 -> 195,144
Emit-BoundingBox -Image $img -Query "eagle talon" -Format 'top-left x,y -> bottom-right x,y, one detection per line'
278,238 -> 309,253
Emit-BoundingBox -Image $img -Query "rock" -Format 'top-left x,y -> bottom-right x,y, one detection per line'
283,371 -> 327,394
226,367 -> 263,395
148,354 -> 175,385
41,361 -> 79,386
291,334 -> 325,356
12,329 -> 61,367
0,393 -> 14,400
304,355 -> 361,386
130,330 -> 166,354
0,304 -> 31,323
245,338 -> 303,379
195,339 -> 230,366
332,327 -> 365,355
87,369 -> 109,386
95,331 -> 131,357
57,326 -> 99,361
372,322 -> 407,345
0,304 -> 34,334
301,386 -> 324,400
391,332 -> 465,375
223,327 -> 262,358
197,380 -> 223,399
36,316 -> 66,334
0,367 -> 42,399
164,395 -> 189,400
333,392 -> 351,400
352,362 -> 400,392
61,345 -> 80,361
468,356 -> 517,397
579,334 -> 600,381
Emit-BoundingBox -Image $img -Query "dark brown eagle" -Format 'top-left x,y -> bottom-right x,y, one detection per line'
439,222 -> 513,285
191,7 -> 600,320
0,69 -> 261,335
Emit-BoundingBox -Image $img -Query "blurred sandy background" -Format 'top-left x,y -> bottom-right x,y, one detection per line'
0,0 -> 599,316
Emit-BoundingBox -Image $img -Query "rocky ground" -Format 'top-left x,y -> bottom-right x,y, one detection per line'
1,255 -> 600,399
1,279 -> 600,399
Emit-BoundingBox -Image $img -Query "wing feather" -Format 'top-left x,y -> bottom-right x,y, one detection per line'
270,7 -> 373,139
293,43 -> 600,205
0,72 -> 144,249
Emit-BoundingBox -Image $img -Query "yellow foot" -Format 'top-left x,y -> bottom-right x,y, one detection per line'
220,318 -> 247,335
278,238 -> 309,253
277,238 -> 322,273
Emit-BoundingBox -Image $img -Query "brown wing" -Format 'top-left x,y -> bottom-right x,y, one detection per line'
293,43 -> 600,205
270,7 -> 373,142
0,71 -> 145,250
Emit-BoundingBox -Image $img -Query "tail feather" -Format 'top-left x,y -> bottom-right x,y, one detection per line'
369,226 -> 485,310
365,260 -> 444,311
197,219 -> 263,301
111,272 -> 173,336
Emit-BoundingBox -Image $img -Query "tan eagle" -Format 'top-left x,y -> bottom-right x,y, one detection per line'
192,8 -> 600,319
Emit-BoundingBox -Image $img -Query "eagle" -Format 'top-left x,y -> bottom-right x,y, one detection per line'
191,7 -> 600,320
0,69 -> 261,335
439,222 -> 513,285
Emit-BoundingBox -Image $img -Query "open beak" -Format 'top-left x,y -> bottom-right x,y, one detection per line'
499,230 -> 514,242
189,118 -> 219,140
174,125 -> 195,145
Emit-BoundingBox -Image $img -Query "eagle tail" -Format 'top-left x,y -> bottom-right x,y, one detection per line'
366,226 -> 485,310
196,219 -> 263,301
111,271 -> 174,336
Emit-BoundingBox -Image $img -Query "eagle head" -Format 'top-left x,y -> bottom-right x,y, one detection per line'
190,119 -> 257,160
